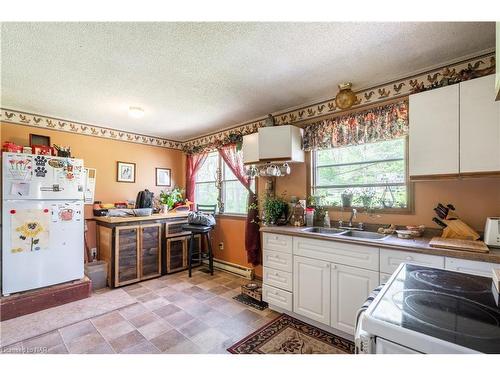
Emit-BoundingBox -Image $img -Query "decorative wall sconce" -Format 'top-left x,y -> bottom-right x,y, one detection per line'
335,82 -> 357,110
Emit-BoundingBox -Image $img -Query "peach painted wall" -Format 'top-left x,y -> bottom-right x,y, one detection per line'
275,161 -> 500,231
211,216 -> 263,278
1,122 -> 186,250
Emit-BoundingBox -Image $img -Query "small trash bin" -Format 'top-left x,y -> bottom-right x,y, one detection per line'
84,260 -> 108,290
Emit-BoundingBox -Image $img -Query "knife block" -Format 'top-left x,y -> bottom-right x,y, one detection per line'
441,218 -> 480,241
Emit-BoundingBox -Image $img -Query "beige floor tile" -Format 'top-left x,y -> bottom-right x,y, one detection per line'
23,330 -> 64,351
98,320 -> 136,341
141,297 -> 170,311
170,281 -> 194,291
202,309 -> 230,328
121,341 -> 161,354
84,342 -> 115,354
191,328 -> 230,352
59,320 -> 97,344
205,296 -> 229,308
118,303 -> 149,320
137,320 -> 172,341
182,286 -> 204,296
172,295 -> 199,309
91,311 -> 125,330
164,339 -> 203,354
182,302 -> 213,317
125,286 -> 151,297
136,292 -> 160,303
129,311 -> 159,328
163,310 -> 195,328
66,332 -> 107,354
232,309 -> 262,325
215,301 -> 247,316
153,303 -> 182,318
178,319 -> 210,339
109,330 -> 147,353
215,318 -> 254,341
197,280 -> 220,290
208,285 -> 232,295
47,343 -> 69,354
164,291 -> 191,304
155,286 -> 178,298
192,290 -> 217,301
150,329 -> 188,352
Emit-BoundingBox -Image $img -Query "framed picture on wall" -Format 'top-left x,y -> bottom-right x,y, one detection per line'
29,134 -> 50,146
117,161 -> 136,183
156,168 -> 171,186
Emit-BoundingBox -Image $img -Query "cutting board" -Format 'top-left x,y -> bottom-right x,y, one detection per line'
429,237 -> 489,253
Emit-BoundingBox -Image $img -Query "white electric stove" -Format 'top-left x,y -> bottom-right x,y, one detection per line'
356,263 -> 500,354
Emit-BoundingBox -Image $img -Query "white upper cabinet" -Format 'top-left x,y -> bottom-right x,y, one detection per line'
459,75 -> 500,173
409,84 -> 460,177
242,132 -> 259,165
409,75 -> 500,178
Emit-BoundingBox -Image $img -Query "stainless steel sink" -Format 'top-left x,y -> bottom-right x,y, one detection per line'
338,230 -> 389,240
302,227 -> 347,235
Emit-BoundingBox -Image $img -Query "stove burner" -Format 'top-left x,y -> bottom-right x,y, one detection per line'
393,289 -> 500,339
410,270 -> 490,293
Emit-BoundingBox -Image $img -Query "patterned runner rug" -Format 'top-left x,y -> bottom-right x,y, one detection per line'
227,314 -> 355,354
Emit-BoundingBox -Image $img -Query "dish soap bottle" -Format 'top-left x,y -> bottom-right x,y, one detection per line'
324,212 -> 331,228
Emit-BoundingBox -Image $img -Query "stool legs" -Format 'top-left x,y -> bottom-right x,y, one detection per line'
206,231 -> 214,276
188,232 -> 194,278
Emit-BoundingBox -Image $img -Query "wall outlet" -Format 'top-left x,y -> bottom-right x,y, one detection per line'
218,242 -> 224,251
91,247 -> 97,260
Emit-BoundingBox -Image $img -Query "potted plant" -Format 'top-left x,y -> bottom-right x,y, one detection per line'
159,187 -> 185,212
358,188 -> 376,209
262,195 -> 288,225
308,195 -> 327,227
341,188 -> 354,208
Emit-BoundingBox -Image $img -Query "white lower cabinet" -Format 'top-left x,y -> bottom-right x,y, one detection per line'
331,264 -> 379,335
445,257 -> 500,277
262,284 -> 293,310
293,256 -> 331,325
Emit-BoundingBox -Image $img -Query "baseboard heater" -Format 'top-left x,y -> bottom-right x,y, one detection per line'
202,258 -> 254,279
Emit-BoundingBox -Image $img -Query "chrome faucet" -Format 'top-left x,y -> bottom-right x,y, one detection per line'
348,208 -> 357,227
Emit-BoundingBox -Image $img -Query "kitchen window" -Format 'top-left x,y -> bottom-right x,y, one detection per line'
311,137 -> 410,211
194,151 -> 252,214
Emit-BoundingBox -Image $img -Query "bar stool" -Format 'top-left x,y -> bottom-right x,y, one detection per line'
182,204 -> 217,277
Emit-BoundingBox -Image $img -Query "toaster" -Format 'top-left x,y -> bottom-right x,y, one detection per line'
484,217 -> 500,248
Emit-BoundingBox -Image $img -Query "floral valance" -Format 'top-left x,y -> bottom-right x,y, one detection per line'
303,100 -> 408,151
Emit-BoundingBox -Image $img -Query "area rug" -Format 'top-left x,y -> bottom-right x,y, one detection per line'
227,314 -> 355,354
233,293 -> 268,311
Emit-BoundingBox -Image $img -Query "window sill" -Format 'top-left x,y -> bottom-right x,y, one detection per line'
326,206 -> 414,215
215,213 -> 248,220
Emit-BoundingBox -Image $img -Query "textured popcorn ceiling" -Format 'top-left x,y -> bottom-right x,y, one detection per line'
0,22 -> 495,140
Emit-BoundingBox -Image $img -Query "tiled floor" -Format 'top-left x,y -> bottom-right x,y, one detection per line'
1,269 -> 279,354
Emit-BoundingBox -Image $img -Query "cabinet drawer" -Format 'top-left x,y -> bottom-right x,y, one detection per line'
445,257 -> 500,277
262,284 -> 292,311
263,249 -> 293,273
263,267 -> 293,292
293,237 -> 379,271
262,233 -> 293,253
380,249 -> 444,274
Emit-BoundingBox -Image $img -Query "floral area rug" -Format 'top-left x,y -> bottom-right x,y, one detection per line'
227,314 -> 354,354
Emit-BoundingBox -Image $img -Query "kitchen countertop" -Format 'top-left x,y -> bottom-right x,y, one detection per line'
94,212 -> 189,224
260,225 -> 500,264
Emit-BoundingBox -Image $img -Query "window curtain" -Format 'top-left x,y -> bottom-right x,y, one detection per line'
218,144 -> 261,266
185,152 -> 208,207
303,100 -> 409,151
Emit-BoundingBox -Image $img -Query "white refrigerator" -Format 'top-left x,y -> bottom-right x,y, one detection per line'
2,152 -> 85,295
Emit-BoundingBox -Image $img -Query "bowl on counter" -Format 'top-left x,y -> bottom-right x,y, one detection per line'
133,208 -> 153,217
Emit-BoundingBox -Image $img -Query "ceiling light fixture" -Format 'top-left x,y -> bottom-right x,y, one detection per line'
128,106 -> 145,119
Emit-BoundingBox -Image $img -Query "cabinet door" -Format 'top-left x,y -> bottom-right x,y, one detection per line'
460,75 -> 500,173
331,264 -> 379,335
140,223 -> 161,279
409,84 -> 459,177
293,255 -> 330,325
115,225 -> 140,286
166,237 -> 187,273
